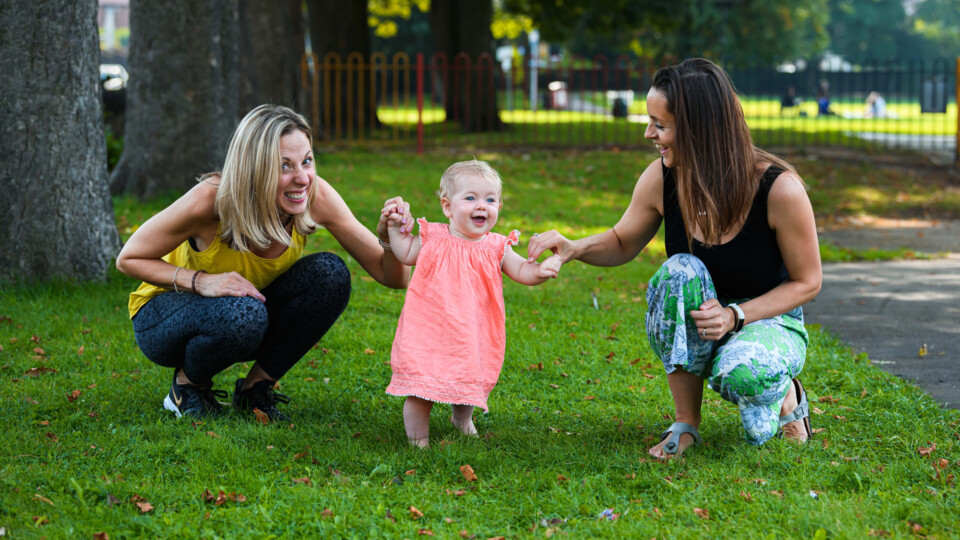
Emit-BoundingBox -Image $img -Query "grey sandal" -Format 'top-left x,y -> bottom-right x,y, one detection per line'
659,422 -> 703,455
779,378 -> 812,440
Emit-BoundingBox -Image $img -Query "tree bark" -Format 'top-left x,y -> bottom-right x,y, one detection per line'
109,0 -> 240,198
305,0 -> 381,139
238,0 -> 305,117
0,0 -> 120,282
430,0 -> 503,132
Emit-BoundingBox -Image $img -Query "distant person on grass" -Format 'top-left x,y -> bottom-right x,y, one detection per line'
116,105 -> 411,421
380,160 -> 562,447
528,58 -> 821,459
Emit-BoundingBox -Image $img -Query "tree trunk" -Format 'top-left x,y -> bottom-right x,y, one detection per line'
0,0 -> 120,282
430,0 -> 503,132
305,0 -> 381,139
110,0 -> 240,198
238,0 -> 305,117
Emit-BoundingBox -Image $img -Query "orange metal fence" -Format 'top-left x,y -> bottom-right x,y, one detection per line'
300,52 -> 958,160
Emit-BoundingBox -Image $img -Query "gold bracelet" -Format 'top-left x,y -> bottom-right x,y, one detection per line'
172,266 -> 184,294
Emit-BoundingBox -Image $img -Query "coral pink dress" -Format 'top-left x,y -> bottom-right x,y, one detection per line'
386,218 -> 520,411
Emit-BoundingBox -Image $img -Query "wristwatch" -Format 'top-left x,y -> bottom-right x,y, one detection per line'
728,303 -> 745,333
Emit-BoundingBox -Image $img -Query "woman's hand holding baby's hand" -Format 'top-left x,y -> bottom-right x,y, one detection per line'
379,196 -> 412,236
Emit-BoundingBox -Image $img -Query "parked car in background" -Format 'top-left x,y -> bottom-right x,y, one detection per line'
100,63 -> 127,116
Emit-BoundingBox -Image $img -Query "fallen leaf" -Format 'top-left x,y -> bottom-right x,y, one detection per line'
364,348 -> 375,354
292,477 -> 312,486
812,407 -> 824,415
818,395 -> 838,403
768,490 -> 784,498
78,346 -> 85,355
32,516 -> 48,526
919,344 -> 928,357
405,469 -> 416,476
321,508 -> 333,518
935,458 -> 950,469
24,366 -> 57,377
584,395 -> 595,400
693,508 -> 710,519
66,390 -> 81,403
33,493 -> 55,505
227,492 -> 246,503
867,530 -> 891,537
460,464 -> 478,482
252,408 -> 270,425
33,347 -> 45,356
557,474 -> 568,482
909,522 -> 923,534
202,489 -> 215,502
418,529 -> 434,536
918,443 -> 936,456
94,532 -> 109,540
739,491 -> 753,502
44,432 -> 58,442
135,501 -> 153,513
409,506 -> 424,519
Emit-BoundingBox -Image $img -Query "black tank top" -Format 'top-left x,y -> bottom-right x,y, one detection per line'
663,162 -> 789,298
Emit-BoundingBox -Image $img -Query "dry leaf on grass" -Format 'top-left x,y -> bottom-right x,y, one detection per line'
459,464 -> 478,482
409,506 -> 424,519
693,508 -> 710,519
66,390 -> 81,402
918,443 -> 936,456
252,408 -> 270,425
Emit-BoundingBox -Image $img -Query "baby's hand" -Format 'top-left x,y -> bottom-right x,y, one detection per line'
536,253 -> 563,279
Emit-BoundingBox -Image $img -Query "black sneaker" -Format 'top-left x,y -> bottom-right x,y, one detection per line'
232,378 -> 291,422
163,371 -> 227,418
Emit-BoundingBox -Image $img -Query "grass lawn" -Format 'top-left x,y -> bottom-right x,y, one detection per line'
2,149 -> 958,538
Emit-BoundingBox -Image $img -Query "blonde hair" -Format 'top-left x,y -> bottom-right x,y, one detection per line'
438,159 -> 503,201
209,104 -> 318,252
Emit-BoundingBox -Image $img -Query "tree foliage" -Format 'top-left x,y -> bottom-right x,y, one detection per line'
503,0 -> 829,65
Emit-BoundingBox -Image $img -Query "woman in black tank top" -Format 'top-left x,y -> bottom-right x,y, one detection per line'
527,58 -> 822,458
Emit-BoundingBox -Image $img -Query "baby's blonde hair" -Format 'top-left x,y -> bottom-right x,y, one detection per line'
439,159 -> 503,200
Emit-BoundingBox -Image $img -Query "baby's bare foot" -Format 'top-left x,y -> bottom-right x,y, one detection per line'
450,416 -> 478,437
408,437 -> 430,449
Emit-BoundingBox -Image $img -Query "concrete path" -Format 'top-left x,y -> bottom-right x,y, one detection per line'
805,221 -> 960,409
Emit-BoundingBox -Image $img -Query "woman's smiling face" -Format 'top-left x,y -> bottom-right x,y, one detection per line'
644,87 -> 678,168
276,130 -> 314,219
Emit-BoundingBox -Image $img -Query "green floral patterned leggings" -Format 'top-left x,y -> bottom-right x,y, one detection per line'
645,254 -> 809,445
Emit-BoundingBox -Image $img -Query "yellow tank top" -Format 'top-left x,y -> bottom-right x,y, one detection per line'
127,228 -> 306,319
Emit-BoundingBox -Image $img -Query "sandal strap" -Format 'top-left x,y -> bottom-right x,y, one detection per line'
659,422 -> 702,455
779,381 -> 810,427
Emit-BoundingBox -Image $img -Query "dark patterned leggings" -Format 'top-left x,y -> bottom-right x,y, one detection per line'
132,252 -> 351,384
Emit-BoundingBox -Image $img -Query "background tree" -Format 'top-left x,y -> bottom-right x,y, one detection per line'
0,0 -> 120,282
110,0 -> 240,198
430,0 -> 504,132
824,0 -> 911,63
306,0 -> 382,138
909,0 -> 960,60
238,0 -> 305,116
503,0 -> 829,65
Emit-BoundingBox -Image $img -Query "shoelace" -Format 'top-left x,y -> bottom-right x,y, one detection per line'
199,388 -> 228,409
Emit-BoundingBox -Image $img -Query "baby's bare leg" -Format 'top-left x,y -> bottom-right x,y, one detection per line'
403,396 -> 433,448
450,404 -> 478,436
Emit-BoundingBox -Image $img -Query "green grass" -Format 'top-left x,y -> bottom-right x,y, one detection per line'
2,150 -> 958,538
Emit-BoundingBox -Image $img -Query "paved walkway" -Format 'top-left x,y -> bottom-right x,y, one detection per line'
806,220 -> 960,409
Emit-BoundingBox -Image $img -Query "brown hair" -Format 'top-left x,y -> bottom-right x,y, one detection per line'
652,58 -> 794,246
